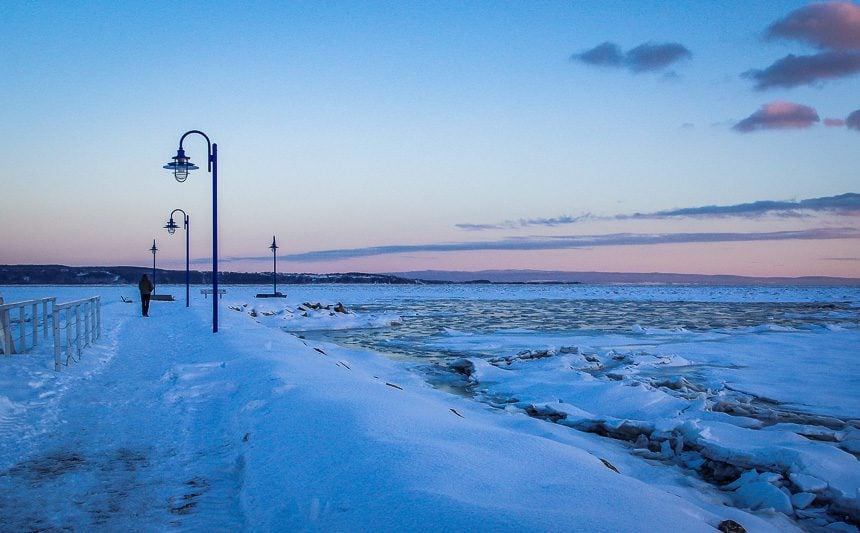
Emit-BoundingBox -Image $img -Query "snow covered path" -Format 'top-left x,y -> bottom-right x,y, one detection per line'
0,286 -> 812,531
0,295 -> 247,530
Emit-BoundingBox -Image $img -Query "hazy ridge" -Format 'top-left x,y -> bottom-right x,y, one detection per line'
388,269 -> 860,286
2,265 -> 859,286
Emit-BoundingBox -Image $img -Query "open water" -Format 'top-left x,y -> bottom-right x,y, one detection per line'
293,285 -> 860,363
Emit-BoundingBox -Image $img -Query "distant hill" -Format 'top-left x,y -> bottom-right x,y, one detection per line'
390,269 -> 860,286
3,265 -> 858,286
0,265 -> 419,285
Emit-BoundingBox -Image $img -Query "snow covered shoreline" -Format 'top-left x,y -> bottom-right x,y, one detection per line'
0,284 -> 857,531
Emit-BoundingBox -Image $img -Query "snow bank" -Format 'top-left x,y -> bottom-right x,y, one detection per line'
437,332 -> 859,528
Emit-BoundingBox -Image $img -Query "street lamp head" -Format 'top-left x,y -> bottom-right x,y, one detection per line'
150,239 -> 158,254
164,217 -> 179,235
163,148 -> 199,183
270,236 -> 278,253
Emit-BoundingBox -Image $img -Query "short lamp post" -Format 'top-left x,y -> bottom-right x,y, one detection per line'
164,130 -> 219,333
165,209 -> 190,307
269,236 -> 279,296
150,239 -> 158,287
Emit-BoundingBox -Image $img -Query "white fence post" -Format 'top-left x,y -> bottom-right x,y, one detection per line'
92,297 -> 98,339
53,306 -> 61,371
65,308 -> 72,359
0,296 -> 9,355
7,307 -> 13,354
18,307 -> 26,353
31,303 -> 38,346
42,298 -> 51,338
75,305 -> 82,358
84,301 -> 91,347
0,297 -> 6,355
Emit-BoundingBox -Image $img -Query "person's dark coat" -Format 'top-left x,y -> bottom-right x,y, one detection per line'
139,276 -> 154,295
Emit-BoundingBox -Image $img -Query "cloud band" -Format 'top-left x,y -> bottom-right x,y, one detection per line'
215,227 -> 859,264
456,193 -> 860,231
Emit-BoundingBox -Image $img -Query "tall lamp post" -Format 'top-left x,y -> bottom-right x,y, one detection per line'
165,209 -> 190,307
163,130 -> 219,333
269,236 -> 279,296
150,239 -> 158,287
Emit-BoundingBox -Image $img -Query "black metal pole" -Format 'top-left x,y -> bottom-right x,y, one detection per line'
212,143 -> 218,333
185,215 -> 190,308
167,209 -> 190,307
171,130 -> 217,332
151,239 -> 157,287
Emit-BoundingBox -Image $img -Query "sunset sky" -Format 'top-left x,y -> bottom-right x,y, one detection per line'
1,1 -> 858,277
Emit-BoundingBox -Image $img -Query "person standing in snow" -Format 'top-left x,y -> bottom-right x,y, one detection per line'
138,274 -> 154,317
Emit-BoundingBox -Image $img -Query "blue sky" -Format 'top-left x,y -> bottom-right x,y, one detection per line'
1,1 -> 858,277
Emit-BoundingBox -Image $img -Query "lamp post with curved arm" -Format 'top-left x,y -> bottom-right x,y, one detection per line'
163,130 -> 218,332
165,209 -> 190,307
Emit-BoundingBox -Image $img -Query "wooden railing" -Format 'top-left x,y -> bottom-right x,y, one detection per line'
52,296 -> 101,371
0,297 -> 56,355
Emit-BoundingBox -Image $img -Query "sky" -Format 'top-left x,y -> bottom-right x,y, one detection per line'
1,1 -> 858,278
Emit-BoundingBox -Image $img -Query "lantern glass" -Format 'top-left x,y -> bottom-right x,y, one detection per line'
163,148 -> 199,183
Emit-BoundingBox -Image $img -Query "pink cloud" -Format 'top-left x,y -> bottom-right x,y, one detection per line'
767,1 -> 860,50
824,118 -> 846,126
745,51 -> 860,89
733,101 -> 820,133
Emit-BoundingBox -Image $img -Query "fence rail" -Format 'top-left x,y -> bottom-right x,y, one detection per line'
53,297 -> 101,371
0,295 -> 100,371
0,297 -> 56,355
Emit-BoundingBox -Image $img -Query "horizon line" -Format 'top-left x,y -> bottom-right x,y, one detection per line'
2,263 -> 859,282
